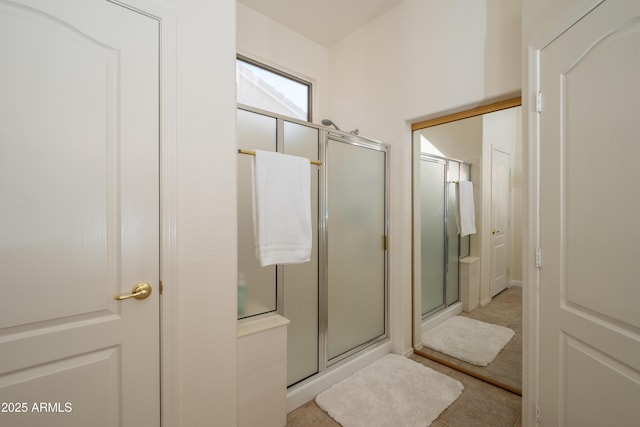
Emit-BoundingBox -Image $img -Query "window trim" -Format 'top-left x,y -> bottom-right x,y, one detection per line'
236,54 -> 313,122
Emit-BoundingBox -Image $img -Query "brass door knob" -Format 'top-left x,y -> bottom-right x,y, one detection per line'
114,282 -> 152,301
492,229 -> 500,235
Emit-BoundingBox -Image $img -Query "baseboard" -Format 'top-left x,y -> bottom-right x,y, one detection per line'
401,347 -> 414,357
420,303 -> 463,334
510,280 -> 523,287
480,297 -> 492,306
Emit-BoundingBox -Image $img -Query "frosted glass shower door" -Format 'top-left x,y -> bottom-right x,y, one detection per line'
327,139 -> 387,361
420,158 -> 446,315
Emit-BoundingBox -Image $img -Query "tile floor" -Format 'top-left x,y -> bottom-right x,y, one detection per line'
286,287 -> 522,427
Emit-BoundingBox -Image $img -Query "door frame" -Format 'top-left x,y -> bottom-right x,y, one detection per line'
524,0 -> 605,425
109,1 -> 179,425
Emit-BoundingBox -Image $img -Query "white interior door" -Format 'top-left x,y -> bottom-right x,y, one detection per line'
490,147 -> 510,297
0,1 -> 160,426
538,0 -> 640,424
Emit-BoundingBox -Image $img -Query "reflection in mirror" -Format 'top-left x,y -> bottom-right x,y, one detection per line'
412,98 -> 522,395
419,156 -> 470,316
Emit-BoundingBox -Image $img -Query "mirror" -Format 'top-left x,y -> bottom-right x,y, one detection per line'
412,98 -> 522,395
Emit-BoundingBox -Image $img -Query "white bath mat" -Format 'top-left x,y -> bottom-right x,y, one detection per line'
422,316 -> 515,366
315,354 -> 463,427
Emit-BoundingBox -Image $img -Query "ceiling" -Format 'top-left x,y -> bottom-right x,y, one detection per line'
237,0 -> 405,47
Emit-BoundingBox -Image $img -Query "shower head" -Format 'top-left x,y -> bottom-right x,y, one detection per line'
322,119 -> 360,135
321,119 -> 341,131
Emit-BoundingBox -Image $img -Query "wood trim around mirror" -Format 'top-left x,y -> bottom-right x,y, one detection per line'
411,95 -> 523,396
412,97 -> 522,131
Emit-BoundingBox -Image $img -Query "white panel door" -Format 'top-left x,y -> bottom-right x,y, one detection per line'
0,1 -> 160,426
491,147 -> 510,296
539,0 -> 640,425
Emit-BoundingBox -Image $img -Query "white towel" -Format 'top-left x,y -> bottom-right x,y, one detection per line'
458,181 -> 476,237
252,150 -> 312,266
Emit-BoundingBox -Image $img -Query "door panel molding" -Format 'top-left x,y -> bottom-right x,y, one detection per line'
0,2 -> 168,426
534,0 -> 640,424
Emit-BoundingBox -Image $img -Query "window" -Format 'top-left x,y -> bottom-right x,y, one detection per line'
236,55 -> 311,121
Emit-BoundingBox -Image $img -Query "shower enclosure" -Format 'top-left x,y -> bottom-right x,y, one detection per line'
237,106 -> 389,387
417,154 -> 470,318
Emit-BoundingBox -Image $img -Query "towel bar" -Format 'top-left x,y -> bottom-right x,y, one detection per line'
238,149 -> 322,166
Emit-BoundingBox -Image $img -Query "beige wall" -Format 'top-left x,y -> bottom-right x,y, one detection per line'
417,117 -> 483,163
159,0 -> 238,425
237,2 -> 330,123
329,0 -> 521,140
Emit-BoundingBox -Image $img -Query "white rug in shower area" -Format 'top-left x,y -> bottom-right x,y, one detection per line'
422,316 -> 515,366
315,354 -> 463,427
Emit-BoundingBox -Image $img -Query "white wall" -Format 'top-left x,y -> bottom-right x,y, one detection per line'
237,2 -> 330,122
512,110 -> 523,282
329,0 -> 521,140
154,0 -> 238,425
329,0 -> 521,355
417,117 -> 483,163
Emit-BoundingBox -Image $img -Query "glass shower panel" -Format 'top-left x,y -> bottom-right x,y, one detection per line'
237,109 -> 277,319
447,161 -> 460,306
327,139 -> 386,361
420,158 -> 445,315
282,121 -> 319,385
